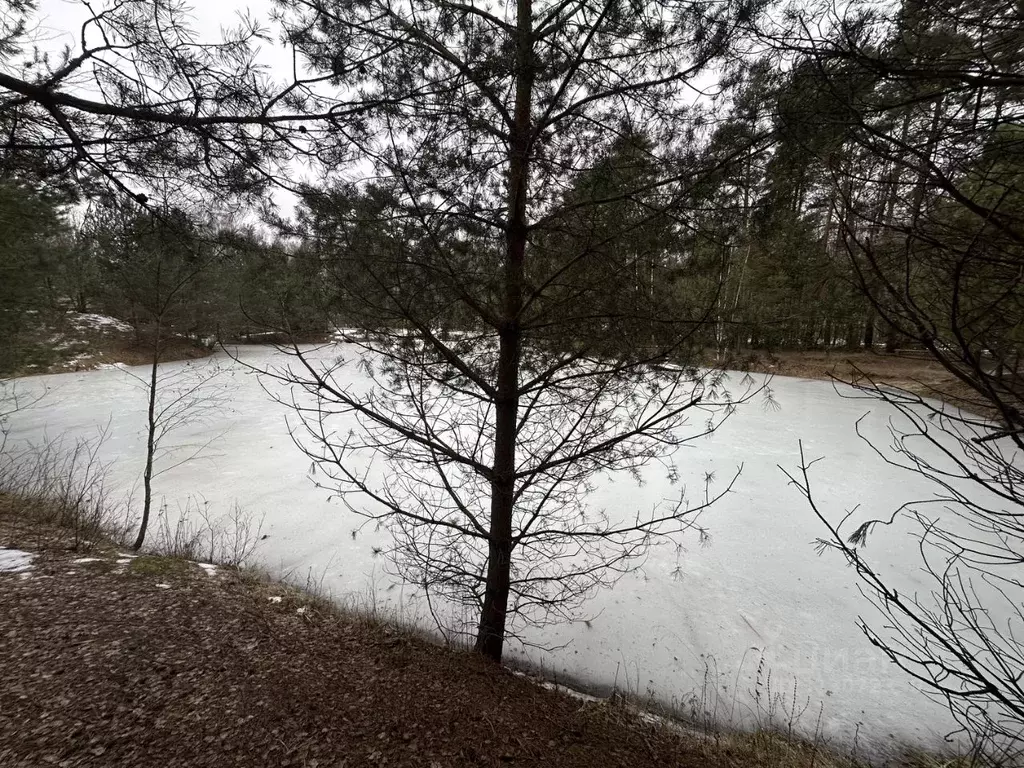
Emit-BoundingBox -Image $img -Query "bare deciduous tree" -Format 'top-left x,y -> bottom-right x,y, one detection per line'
88,200 -> 230,549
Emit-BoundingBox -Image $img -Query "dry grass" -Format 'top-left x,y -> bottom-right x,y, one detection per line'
44,333 -> 213,375
0,428 -> 132,551
746,350 -> 958,391
91,336 -> 213,369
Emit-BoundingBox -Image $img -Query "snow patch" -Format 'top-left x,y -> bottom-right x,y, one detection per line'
155,583 -> 171,589
331,327 -> 365,341
0,548 -> 34,573
68,313 -> 132,333
268,595 -> 283,603
62,353 -> 95,368
73,557 -> 101,564
54,339 -> 87,351
197,563 -> 217,576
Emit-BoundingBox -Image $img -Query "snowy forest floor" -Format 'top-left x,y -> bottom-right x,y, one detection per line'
9,311 -> 212,377
0,498 -> 966,768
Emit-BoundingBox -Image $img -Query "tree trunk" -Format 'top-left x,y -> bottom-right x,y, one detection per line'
475,0 -> 533,663
822,318 -> 834,350
133,322 -> 161,551
884,323 -> 899,354
845,322 -> 858,351
863,314 -> 875,349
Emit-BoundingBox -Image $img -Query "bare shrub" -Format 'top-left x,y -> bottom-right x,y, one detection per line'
0,425 -> 130,550
148,495 -> 265,567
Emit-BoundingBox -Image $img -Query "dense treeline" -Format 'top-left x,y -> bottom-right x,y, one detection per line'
712,0 -> 1024,361
279,0 -> 1024,364
0,183 -> 326,373
1,0 -> 1020,374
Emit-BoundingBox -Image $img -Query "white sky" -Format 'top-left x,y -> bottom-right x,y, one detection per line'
21,0 -> 752,221
29,0 -> 305,219
34,0 -> 286,67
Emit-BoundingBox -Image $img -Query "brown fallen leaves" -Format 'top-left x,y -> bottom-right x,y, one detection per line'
0,547 -> 707,768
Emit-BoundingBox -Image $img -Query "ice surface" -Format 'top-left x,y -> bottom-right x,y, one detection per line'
0,548 -> 34,573
4,344 -> 980,756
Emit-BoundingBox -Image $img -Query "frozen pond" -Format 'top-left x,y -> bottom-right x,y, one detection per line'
3,344 -> 968,757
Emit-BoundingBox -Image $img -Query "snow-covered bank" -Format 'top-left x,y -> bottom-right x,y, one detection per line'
4,344 -> 967,757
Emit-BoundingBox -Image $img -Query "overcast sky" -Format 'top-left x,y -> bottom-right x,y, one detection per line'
20,0 -> 736,219
34,0 -> 288,69
28,0 -> 309,217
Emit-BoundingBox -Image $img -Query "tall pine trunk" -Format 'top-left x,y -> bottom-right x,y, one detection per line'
475,0 -> 533,663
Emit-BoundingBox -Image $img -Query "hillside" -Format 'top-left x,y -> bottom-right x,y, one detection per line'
0,506 -> 855,768
8,311 -> 212,377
